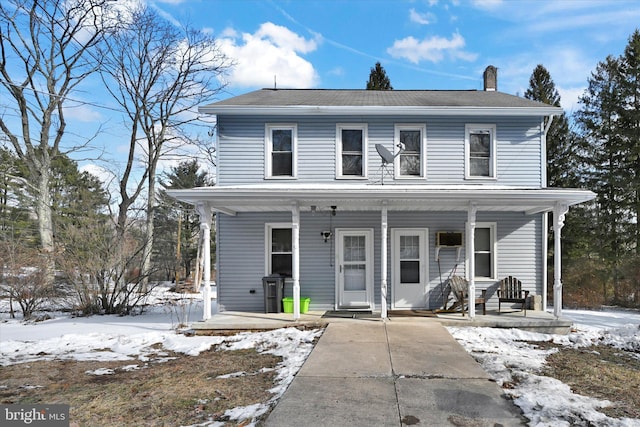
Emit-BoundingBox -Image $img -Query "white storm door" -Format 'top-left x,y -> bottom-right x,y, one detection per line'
336,229 -> 374,309
392,229 -> 428,309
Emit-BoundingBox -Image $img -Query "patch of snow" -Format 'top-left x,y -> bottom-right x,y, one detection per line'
448,308 -> 640,427
85,368 -> 115,376
0,287 -> 323,426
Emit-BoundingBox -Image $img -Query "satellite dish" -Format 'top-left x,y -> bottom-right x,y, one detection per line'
375,143 -> 404,164
376,144 -> 395,164
375,143 -> 405,185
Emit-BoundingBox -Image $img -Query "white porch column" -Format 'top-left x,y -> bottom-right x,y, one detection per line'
292,203 -> 301,320
196,203 -> 214,321
466,203 -> 477,318
380,204 -> 388,319
553,203 -> 568,318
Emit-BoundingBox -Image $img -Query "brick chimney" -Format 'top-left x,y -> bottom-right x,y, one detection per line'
483,66 -> 497,91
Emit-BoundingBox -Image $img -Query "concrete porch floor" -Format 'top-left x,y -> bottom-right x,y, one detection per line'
190,309 -> 573,334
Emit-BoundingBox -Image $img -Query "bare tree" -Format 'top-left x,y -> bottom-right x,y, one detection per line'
0,0 -> 111,256
98,4 -> 231,284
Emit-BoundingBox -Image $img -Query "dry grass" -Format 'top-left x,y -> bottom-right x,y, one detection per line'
539,343 -> 640,420
0,347 -> 281,426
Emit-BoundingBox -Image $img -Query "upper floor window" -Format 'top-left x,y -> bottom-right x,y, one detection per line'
465,124 -> 496,179
337,124 -> 367,178
266,124 -> 297,179
394,124 -> 426,178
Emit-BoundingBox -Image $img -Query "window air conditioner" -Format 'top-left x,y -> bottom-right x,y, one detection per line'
436,231 -> 463,248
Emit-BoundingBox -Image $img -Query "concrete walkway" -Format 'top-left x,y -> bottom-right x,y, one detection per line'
265,319 -> 526,426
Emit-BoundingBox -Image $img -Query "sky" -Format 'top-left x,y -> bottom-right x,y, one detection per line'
3,0 -> 640,185
156,0 -> 640,112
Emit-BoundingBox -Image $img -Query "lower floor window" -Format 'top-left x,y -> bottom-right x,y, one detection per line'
474,223 -> 496,279
267,225 -> 292,277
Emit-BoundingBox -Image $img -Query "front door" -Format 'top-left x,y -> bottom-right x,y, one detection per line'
392,228 -> 429,309
336,229 -> 374,310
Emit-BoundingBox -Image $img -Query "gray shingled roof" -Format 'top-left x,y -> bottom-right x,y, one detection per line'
202,89 -> 556,109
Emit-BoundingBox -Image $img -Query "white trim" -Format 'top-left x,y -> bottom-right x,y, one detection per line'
265,123 -> 297,179
264,222 -> 293,276
467,222 -> 497,281
390,228 -> 429,309
336,123 -> 368,179
167,184 -> 596,215
394,124 -> 427,179
335,228 -> 374,310
465,124 -> 497,180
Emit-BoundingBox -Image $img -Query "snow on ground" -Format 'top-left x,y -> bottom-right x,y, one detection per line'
1,284 -> 640,426
448,308 -> 640,427
0,284 -> 322,426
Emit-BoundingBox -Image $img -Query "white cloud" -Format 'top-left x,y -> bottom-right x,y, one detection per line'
63,104 -> 103,123
471,0 -> 503,9
557,86 -> 585,115
328,66 -> 345,77
80,163 -> 117,186
387,32 -> 477,64
219,22 -> 319,89
409,8 -> 436,25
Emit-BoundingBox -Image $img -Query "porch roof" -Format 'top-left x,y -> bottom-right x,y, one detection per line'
167,183 -> 595,216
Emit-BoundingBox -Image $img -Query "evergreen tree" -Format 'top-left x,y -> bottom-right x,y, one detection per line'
154,160 -> 214,282
616,29 -> 640,254
524,65 -> 576,188
366,62 -> 393,90
576,55 -> 628,300
0,147 -> 34,243
49,154 -> 109,233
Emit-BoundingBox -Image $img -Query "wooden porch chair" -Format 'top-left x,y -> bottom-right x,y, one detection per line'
448,275 -> 486,316
498,276 -> 530,315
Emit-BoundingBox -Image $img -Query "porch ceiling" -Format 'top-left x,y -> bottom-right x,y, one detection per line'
167,184 -> 596,216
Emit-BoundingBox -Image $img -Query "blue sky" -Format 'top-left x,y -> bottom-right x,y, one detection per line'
155,0 -> 640,113
5,0 -> 640,184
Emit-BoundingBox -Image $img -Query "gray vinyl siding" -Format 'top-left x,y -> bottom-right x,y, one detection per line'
216,115 -> 544,187
217,210 -> 542,312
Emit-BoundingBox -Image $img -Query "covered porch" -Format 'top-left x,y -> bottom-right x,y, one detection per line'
167,183 -> 595,322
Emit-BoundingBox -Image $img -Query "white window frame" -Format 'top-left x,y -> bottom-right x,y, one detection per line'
336,123 -> 368,179
471,222 -> 497,281
394,124 -> 427,179
265,124 -> 297,179
465,124 -> 497,180
265,223 -> 293,277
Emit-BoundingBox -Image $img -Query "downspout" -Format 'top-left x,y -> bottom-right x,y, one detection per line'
542,115 -> 554,312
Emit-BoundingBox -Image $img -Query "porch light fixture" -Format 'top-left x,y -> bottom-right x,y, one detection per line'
320,230 -> 332,242
331,205 -> 337,216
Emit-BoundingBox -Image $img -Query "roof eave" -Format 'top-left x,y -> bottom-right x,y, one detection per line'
167,186 -> 595,214
198,105 -> 562,117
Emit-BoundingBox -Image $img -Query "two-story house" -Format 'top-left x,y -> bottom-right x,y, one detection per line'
168,66 -> 595,320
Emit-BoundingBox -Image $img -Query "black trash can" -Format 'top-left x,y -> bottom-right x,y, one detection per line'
262,275 -> 285,313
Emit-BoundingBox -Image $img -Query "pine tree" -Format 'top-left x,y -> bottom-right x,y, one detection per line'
154,160 -> 214,282
617,29 -> 640,254
576,55 -> 628,301
366,62 -> 393,90
524,65 -> 576,188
